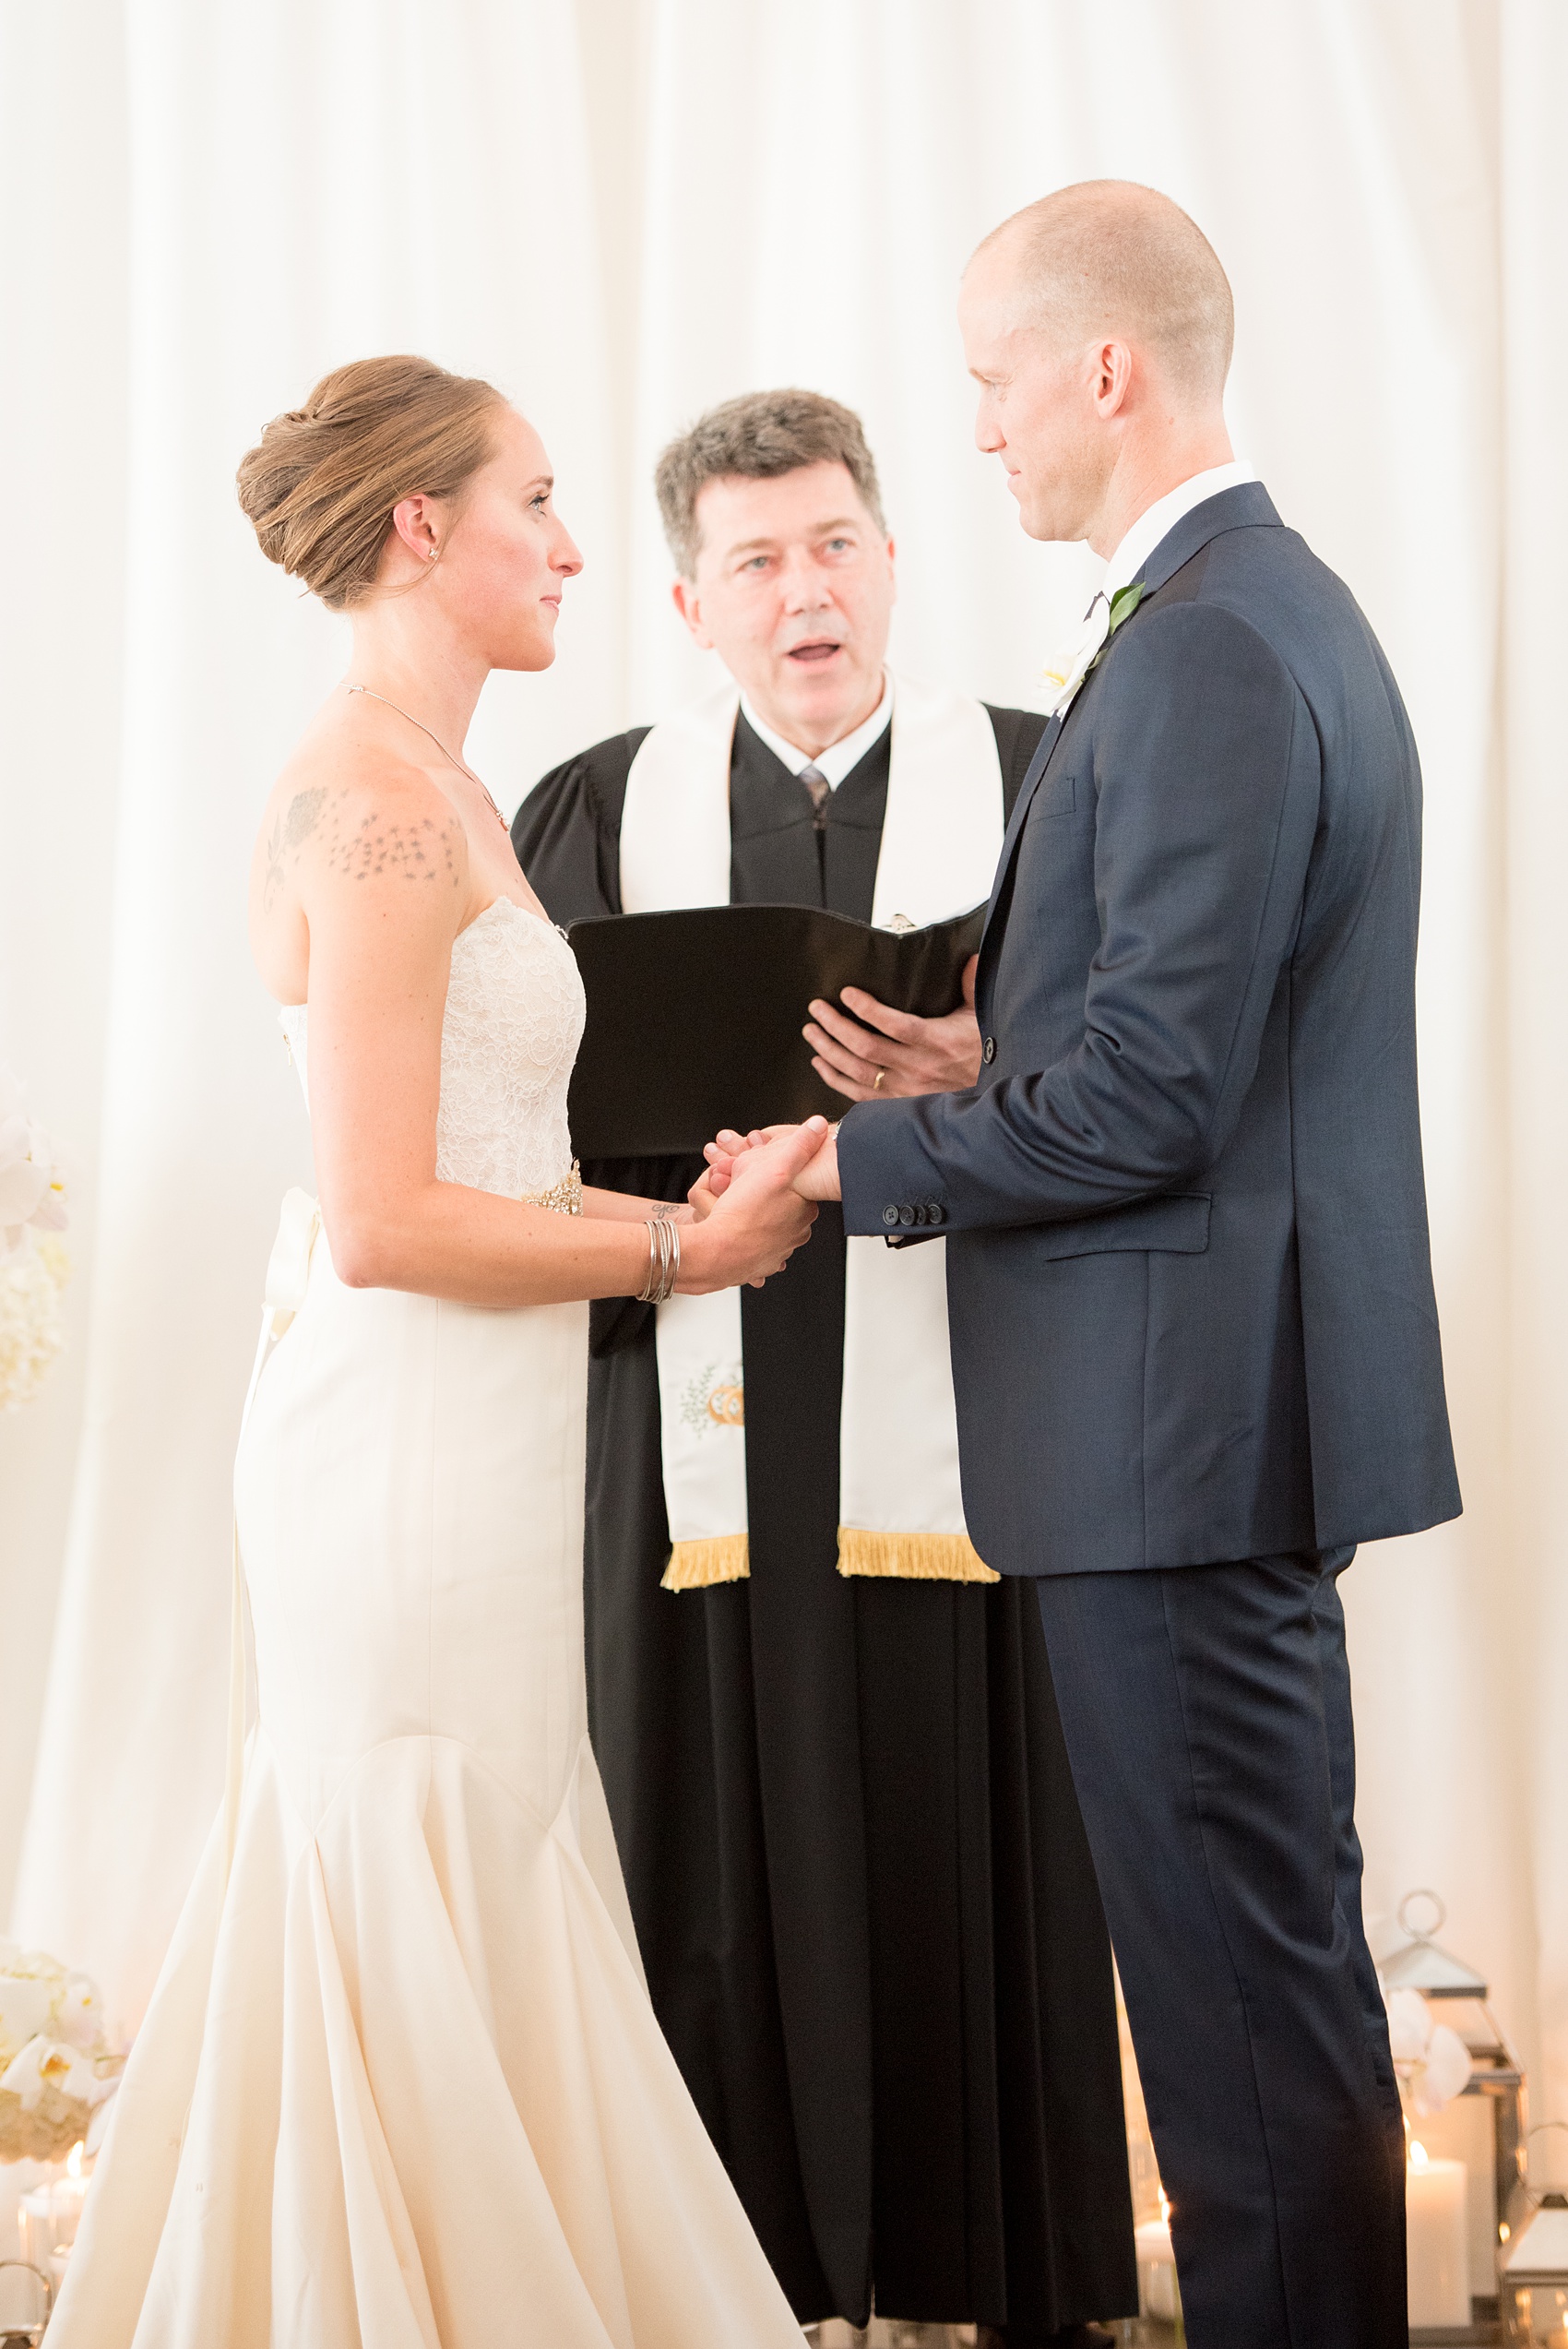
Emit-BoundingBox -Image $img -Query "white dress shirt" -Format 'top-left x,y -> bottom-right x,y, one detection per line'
740,670 -> 893,790
1102,459 -> 1257,595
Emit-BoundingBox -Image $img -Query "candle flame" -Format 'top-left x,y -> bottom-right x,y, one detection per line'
1409,2140 -> 1429,2170
1158,2190 -> 1171,2222
66,2141 -> 84,2179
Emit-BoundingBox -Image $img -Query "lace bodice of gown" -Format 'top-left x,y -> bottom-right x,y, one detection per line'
278,897 -> 585,1198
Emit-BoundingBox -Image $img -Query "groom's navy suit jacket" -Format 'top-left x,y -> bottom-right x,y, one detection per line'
838,483 -> 1462,1577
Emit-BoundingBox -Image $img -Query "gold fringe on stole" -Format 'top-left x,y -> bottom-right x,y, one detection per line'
661,1533 -> 752,1591
836,1527 -> 1000,1583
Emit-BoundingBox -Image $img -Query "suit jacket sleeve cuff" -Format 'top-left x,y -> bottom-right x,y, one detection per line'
837,1099 -> 949,1240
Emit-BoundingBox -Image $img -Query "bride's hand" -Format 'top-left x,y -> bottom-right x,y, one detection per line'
699,1128 -> 755,1201
686,1167 -> 721,1219
678,1120 -> 830,1293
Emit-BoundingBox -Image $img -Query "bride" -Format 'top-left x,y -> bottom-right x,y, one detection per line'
51,356 -> 826,2347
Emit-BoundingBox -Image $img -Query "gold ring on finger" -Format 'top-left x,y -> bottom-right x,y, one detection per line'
873,1067 -> 886,1091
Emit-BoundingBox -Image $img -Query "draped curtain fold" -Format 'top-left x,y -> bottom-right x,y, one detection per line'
1,0 -> 1562,2143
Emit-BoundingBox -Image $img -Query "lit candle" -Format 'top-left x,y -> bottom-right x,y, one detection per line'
18,2140 -> 90,2271
1134,2193 -> 1182,2322
1407,2140 -> 1468,2328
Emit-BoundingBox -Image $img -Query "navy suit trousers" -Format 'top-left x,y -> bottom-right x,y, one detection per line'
1034,1553 -> 1407,2349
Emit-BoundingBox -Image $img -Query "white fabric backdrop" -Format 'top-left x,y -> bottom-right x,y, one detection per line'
2,0 -> 1563,2150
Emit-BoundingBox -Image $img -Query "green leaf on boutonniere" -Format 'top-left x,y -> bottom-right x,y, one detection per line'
1108,579 -> 1146,633
1078,579 -> 1147,695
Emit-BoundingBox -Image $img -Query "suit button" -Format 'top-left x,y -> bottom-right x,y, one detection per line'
882,1206 -> 899,1229
898,1204 -> 917,1227
926,1201 -> 944,1226
981,1036 -> 996,1065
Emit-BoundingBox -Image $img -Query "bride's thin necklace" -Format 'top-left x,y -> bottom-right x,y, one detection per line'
346,683 -> 509,832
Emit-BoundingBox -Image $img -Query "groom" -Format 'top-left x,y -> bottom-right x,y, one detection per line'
730,182 -> 1463,2346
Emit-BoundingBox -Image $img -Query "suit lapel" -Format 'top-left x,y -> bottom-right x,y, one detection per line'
975,710 -> 1063,986
973,482 -> 1285,1018
993,712 -> 1063,887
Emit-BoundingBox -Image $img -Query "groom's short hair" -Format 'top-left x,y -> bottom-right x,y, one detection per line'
656,388 -> 887,578
977,181 -> 1234,399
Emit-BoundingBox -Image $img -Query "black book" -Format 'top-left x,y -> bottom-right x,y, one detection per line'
565,901 -> 986,1158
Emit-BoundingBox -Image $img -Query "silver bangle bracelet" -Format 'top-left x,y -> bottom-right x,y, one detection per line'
636,1213 -> 681,1306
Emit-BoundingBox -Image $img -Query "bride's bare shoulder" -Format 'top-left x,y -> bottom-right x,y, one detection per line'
250,731 -> 472,1001
257,734 -> 469,909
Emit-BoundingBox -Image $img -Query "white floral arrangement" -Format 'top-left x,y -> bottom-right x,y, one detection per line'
0,1942 -> 123,2163
0,1065 -> 70,1414
1385,1985 -> 1473,2116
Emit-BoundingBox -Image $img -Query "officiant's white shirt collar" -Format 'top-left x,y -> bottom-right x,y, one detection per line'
1102,460 -> 1257,595
739,670 -> 893,791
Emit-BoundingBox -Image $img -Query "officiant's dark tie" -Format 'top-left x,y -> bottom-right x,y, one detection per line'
800,763 -> 830,833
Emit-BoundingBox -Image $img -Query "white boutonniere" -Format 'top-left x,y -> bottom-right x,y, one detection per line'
1041,580 -> 1146,719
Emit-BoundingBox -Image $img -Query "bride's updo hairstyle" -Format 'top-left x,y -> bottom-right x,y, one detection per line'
236,356 -> 507,611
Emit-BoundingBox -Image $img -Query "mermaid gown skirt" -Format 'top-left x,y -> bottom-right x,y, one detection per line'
51,902 -> 802,2347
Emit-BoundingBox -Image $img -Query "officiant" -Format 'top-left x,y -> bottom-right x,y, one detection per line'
514,390 -> 1136,2344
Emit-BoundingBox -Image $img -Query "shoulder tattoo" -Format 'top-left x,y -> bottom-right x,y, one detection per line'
264,788 -> 462,906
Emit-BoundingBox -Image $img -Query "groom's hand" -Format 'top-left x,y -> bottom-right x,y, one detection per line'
705,1124 -> 841,1204
804,954 -> 982,1102
682,1120 -> 828,1292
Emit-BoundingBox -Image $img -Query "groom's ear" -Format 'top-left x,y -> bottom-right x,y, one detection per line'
671,575 -> 716,651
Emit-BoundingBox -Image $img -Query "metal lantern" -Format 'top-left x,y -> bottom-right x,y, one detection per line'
1384,1890 -> 1528,2338
1501,2125 -> 1568,2346
0,2260 -> 50,2349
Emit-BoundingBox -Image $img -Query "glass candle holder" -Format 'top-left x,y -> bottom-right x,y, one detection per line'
17,2142 -> 89,2274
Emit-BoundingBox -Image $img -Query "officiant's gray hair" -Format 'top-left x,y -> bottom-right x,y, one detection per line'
656,389 -> 887,578
975,182 -> 1234,399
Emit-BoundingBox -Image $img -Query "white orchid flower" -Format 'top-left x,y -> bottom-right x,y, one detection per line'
0,1069 -> 67,1260
0,2033 -> 98,2110
0,1973 -> 58,2057
54,1974 -> 105,2053
1383,1982 -> 1473,2114
1411,2021 -> 1473,2113
1385,1985 -> 1431,2064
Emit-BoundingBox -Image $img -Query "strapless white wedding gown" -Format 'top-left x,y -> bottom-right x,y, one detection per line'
52,900 -> 802,2348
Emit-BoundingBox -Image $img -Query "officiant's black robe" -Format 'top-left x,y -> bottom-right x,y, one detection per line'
514,708 -> 1137,2337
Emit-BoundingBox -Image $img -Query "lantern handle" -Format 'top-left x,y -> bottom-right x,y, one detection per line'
0,2255 -> 53,2328
1397,1888 -> 1447,1941
1521,2119 -> 1568,2209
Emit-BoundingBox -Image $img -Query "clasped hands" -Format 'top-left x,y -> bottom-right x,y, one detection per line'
686,964 -> 983,1268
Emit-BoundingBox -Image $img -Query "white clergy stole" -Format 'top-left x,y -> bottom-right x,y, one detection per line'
618,671 -> 1004,1588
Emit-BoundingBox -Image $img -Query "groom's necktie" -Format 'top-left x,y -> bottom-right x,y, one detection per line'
799,763 -> 830,832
